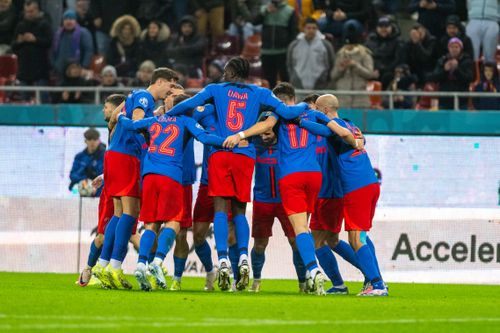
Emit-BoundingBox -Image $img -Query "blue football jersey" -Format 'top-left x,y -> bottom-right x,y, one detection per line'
254,141 -> 281,203
109,89 -> 156,158
168,83 -> 308,159
118,114 -> 224,183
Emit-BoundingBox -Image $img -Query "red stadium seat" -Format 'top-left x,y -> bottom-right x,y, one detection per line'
241,34 -> 261,59
247,57 -> 262,78
213,34 -> 240,57
416,82 -> 438,110
367,81 -> 383,109
0,54 -> 18,81
90,54 -> 106,75
186,78 -> 204,89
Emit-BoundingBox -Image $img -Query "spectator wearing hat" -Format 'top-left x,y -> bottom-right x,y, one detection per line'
428,37 -> 473,110
466,0 -> 499,63
472,62 -> 500,110
166,15 -> 207,79
130,60 -> 155,87
437,15 -> 473,59
330,26 -> 375,109
98,64 -> 123,101
364,16 -> 403,89
401,23 -> 437,87
409,0 -> 455,40
316,0 -> 372,40
254,0 -> 298,89
287,17 -> 335,89
12,0 -> 52,90
106,15 -> 141,78
205,59 -> 224,85
52,9 -> 94,81
69,127 -> 106,197
138,19 -> 170,67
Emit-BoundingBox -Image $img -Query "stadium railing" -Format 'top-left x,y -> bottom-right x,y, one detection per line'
2,86 -> 500,110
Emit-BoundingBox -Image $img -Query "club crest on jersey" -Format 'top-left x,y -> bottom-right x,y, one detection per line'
139,97 -> 149,108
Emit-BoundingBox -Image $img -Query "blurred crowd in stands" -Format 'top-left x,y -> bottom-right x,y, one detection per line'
0,0 -> 499,110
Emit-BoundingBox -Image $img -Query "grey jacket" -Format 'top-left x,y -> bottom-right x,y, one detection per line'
468,0 -> 500,21
287,31 -> 335,90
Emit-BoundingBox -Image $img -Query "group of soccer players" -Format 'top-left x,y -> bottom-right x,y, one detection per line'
78,56 -> 388,297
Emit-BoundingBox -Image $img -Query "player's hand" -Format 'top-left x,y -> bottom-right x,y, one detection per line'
154,105 -> 165,116
355,139 -> 365,150
91,175 -> 103,189
223,134 -> 241,149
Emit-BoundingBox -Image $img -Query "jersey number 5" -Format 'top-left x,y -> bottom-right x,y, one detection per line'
226,100 -> 246,131
149,123 -> 180,156
287,124 -> 308,149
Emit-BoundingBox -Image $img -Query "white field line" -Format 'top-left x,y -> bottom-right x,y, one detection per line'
0,315 -> 499,330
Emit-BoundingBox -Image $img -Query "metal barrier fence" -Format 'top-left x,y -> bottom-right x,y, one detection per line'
2,85 -> 500,110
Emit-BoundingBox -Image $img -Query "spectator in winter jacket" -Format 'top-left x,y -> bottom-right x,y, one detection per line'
52,9 -> 94,80
106,15 -> 141,78
386,64 -> 418,109
287,17 -> 335,89
227,0 -> 260,42
69,127 -> 106,197
437,15 -> 473,59
466,0 -> 499,63
330,26 -> 375,109
136,0 -> 171,29
166,15 -> 207,78
316,0 -> 372,40
60,62 -> 91,104
98,65 -> 124,102
254,0 -> 298,88
189,0 -> 225,40
75,0 -> 97,52
428,37 -> 473,110
0,0 -> 17,54
472,62 -> 500,110
139,20 -> 170,67
130,60 -> 155,87
204,59 -> 224,85
408,0 -> 455,40
364,16 -> 403,89
401,23 -> 437,86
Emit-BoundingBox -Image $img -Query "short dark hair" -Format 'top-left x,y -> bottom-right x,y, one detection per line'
173,94 -> 191,106
151,67 -> 179,84
302,93 -> 320,104
304,17 -> 318,26
84,128 -> 100,141
104,94 -> 126,107
24,0 -> 39,8
225,57 -> 250,80
172,83 -> 184,90
272,82 -> 295,100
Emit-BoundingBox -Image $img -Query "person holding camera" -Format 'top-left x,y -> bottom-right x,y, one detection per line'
409,0 -> 455,40
69,128 -> 106,197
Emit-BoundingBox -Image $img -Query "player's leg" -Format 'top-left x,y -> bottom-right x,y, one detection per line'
231,198 -> 251,291
315,231 -> 348,295
79,233 -> 104,287
171,228 -> 189,291
148,221 -> 180,289
110,196 -> 139,270
250,237 -> 268,292
249,201 -> 274,292
227,219 -> 239,291
213,196 -> 231,290
135,222 -> 161,291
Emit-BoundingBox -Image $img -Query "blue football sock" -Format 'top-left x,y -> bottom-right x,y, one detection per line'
99,215 -> 119,262
356,244 -> 383,288
366,236 -> 383,280
295,232 -> 318,274
110,214 -> 136,262
250,248 -> 265,279
228,244 -> 240,280
292,249 -> 307,283
148,251 -> 156,264
316,245 -> 344,286
332,240 -> 360,270
233,214 -> 249,256
138,230 -> 156,265
195,241 -> 213,272
87,239 -> 102,268
213,212 -> 229,260
155,227 -> 177,261
174,256 -> 187,278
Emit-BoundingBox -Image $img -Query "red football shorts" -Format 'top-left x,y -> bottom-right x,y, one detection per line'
343,183 -> 380,231
278,171 -> 322,216
193,184 -> 233,223
97,186 -> 114,234
104,151 -> 141,198
310,198 -> 344,233
139,174 -> 184,223
180,185 -> 193,228
208,151 -> 255,202
252,201 -> 295,238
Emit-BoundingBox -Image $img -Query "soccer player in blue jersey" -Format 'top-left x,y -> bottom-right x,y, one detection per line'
299,94 -> 388,296
167,57 -> 307,291
92,68 -> 179,289
249,111 -> 307,293
116,108 -> 225,291
224,83 -> 359,295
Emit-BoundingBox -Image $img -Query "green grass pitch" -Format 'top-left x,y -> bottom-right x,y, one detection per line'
1,272 -> 499,333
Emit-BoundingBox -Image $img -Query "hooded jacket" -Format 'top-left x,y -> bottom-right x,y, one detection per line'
330,44 -> 374,108
402,27 -> 437,85
438,15 -> 474,59
287,30 -> 335,89
409,0 -> 455,39
139,22 -> 170,67
166,15 -> 207,70
107,15 -> 141,77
